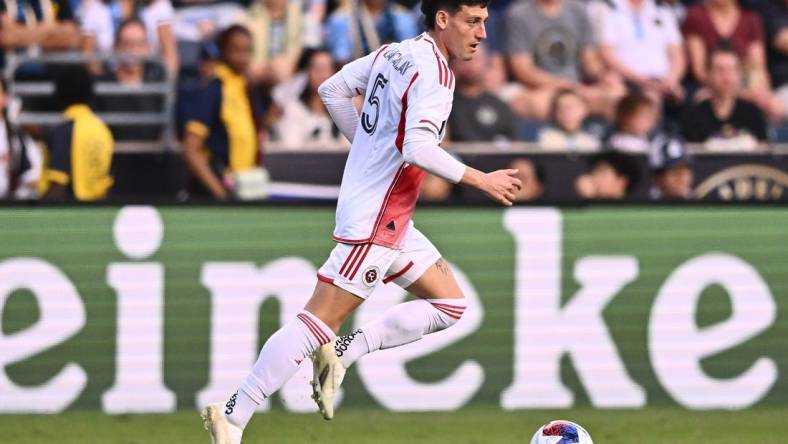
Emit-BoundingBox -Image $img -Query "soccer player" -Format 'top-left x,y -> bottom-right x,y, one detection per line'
202,0 -> 521,441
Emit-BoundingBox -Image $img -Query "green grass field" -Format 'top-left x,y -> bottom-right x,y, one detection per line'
3,406 -> 788,443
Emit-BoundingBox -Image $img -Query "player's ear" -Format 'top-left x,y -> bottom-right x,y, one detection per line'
435,10 -> 450,30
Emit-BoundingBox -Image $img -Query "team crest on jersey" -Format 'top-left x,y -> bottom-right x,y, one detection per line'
362,266 -> 380,286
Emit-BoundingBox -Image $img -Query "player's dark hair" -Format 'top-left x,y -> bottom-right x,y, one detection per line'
548,88 -> 587,126
590,151 -> 641,194
55,65 -> 94,108
114,17 -> 146,46
216,24 -> 252,53
614,92 -> 654,131
421,0 -> 490,30
706,41 -> 739,69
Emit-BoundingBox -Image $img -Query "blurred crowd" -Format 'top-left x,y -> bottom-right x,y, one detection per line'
1,0 -> 787,201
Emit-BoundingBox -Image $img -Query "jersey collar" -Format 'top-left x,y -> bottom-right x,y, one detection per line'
214,63 -> 247,87
63,104 -> 93,119
417,32 -> 449,65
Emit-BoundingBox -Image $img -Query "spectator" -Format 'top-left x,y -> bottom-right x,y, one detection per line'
325,0 -> 419,64
538,88 -> 600,151
273,48 -> 348,149
79,0 -> 115,55
649,134 -> 694,199
598,0 -> 685,101
139,0 -> 179,76
0,0 -> 80,68
682,46 -> 768,149
176,40 -> 220,139
575,151 -> 640,199
449,46 -> 517,142
683,0 -> 767,89
108,18 -> 166,84
97,18 -> 166,142
241,0 -> 304,85
510,158 -> 546,201
182,25 -> 263,200
0,78 -> 42,199
505,0 -> 624,119
606,92 -> 659,153
43,66 -> 114,201
758,0 -> 788,119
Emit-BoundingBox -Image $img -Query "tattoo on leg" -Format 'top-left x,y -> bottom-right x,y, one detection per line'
436,259 -> 450,275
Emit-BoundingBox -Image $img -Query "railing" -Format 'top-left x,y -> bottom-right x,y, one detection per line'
5,52 -> 176,154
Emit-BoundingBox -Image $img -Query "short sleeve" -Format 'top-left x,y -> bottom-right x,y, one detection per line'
660,8 -> 681,46
681,6 -> 706,38
45,123 -> 73,184
148,0 -> 174,26
748,102 -> 768,141
598,7 -> 621,46
747,12 -> 765,43
504,4 -> 533,54
184,81 -> 221,139
575,3 -> 594,48
404,74 -> 452,139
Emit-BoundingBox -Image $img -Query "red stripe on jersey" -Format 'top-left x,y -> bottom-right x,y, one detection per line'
437,57 -> 445,85
443,61 -> 451,87
372,44 -> 390,65
448,68 -> 454,89
420,36 -> 449,88
395,72 -> 420,152
343,244 -> 366,278
371,164 -> 426,248
383,261 -> 414,283
368,164 -> 405,245
317,273 -> 334,284
419,119 -> 441,133
348,243 -> 373,280
338,245 -> 360,276
298,314 -> 329,344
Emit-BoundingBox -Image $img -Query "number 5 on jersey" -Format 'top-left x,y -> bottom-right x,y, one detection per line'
361,73 -> 388,135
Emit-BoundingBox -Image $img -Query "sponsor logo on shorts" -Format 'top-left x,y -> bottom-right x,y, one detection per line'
363,266 -> 380,286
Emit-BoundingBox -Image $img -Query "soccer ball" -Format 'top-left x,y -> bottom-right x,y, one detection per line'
529,420 -> 593,444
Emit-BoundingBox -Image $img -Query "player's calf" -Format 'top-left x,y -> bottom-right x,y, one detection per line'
333,297 -> 466,369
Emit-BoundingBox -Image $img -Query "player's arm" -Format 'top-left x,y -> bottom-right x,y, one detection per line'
318,49 -> 380,142
403,129 -> 521,206
182,130 -> 227,200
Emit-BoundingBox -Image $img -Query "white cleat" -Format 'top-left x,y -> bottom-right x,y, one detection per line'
310,339 -> 346,420
201,402 -> 243,444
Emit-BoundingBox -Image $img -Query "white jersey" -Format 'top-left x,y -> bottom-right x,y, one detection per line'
332,32 -> 455,249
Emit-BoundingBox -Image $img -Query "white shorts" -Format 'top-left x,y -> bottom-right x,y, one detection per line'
317,227 -> 441,299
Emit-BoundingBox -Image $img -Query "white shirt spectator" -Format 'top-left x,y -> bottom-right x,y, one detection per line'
599,0 -> 681,78
78,0 -> 115,53
140,0 -> 175,52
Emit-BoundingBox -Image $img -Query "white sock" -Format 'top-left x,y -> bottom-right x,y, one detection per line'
225,310 -> 334,429
335,298 -> 465,368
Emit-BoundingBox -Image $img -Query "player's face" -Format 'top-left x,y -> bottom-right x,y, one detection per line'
223,32 -> 253,75
445,6 -> 488,61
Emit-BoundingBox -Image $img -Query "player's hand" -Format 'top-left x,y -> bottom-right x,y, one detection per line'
482,169 -> 522,206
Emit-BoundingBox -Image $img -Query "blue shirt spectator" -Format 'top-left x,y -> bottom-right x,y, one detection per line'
325,0 -> 418,63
